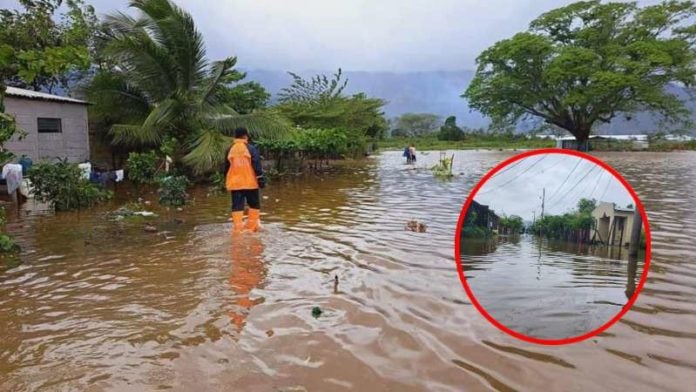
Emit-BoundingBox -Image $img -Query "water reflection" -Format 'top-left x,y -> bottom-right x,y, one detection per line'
0,151 -> 693,391
461,234 -> 643,339
228,235 -> 266,332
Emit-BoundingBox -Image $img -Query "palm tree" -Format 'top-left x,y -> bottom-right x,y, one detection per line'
86,0 -> 288,173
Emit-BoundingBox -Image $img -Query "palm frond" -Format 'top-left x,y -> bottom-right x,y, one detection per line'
212,111 -> 292,140
83,71 -> 150,124
105,31 -> 178,101
110,124 -> 161,147
182,129 -> 232,174
139,98 -> 178,137
201,57 -> 238,106
130,0 -> 208,90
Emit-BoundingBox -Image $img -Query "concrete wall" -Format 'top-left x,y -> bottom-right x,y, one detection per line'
592,202 -> 636,246
4,97 -> 90,163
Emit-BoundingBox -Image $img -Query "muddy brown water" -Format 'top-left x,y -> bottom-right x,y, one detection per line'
461,235 -> 646,340
1,151 -> 695,391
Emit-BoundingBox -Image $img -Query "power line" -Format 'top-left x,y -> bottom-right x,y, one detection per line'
587,171 -> 606,200
477,155 -> 548,195
546,165 -> 598,211
545,158 -> 582,202
598,172 -> 614,202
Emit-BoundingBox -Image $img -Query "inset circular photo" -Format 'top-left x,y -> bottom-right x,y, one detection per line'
455,149 -> 650,345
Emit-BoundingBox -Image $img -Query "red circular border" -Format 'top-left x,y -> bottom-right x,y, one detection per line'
454,148 -> 652,345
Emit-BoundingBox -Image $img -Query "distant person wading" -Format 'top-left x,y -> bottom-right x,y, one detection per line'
403,144 -> 417,164
224,127 -> 266,234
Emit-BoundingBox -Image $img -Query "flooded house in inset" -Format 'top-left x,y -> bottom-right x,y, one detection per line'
465,200 -> 500,231
591,202 -> 636,246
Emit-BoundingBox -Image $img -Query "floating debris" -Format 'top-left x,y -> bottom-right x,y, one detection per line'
106,206 -> 157,220
311,306 -> 323,318
143,224 -> 158,233
405,220 -> 427,233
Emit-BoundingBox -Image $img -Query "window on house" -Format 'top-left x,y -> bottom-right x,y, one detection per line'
37,118 -> 62,133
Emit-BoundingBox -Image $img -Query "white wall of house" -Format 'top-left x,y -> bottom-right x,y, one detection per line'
592,202 -> 636,246
4,96 -> 90,163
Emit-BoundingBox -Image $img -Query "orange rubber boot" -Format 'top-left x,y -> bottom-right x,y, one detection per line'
245,208 -> 261,232
231,211 -> 244,234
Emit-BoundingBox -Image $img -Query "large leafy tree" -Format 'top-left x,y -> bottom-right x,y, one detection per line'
0,0 -> 98,93
86,0 -> 288,173
464,0 -> 696,148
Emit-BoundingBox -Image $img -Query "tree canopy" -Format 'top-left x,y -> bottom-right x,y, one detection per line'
464,0 -> 696,147
391,113 -> 441,137
0,0 -> 98,93
437,116 -> 466,141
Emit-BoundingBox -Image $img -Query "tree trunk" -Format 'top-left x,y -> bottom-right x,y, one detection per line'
573,127 -> 592,152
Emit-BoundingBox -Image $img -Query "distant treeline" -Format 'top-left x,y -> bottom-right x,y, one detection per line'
530,199 -> 596,243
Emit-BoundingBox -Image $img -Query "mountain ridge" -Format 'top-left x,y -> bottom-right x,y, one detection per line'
244,69 -> 696,135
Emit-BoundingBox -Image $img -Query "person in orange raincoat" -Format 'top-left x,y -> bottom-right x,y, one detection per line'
224,127 -> 266,233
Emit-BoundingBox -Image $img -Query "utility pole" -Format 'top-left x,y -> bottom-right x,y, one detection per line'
540,188 -> 545,218
628,209 -> 643,258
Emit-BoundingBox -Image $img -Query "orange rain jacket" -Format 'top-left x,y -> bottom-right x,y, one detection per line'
224,138 -> 265,191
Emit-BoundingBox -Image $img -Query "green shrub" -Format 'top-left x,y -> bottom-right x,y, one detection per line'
0,233 -> 19,252
0,207 -> 19,253
462,226 -> 492,238
208,171 -> 226,192
157,175 -> 189,206
431,153 -> 455,178
28,160 -> 112,211
126,151 -> 160,185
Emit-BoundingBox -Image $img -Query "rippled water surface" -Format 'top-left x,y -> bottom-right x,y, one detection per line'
462,236 -> 644,340
1,151 -> 695,391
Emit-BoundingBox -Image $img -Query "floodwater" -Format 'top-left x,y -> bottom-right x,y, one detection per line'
0,150 -> 695,391
461,235 -> 645,340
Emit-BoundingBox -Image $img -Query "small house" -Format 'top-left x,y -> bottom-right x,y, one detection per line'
3,86 -> 90,163
591,202 -> 636,247
466,200 -> 500,231
555,134 -> 649,150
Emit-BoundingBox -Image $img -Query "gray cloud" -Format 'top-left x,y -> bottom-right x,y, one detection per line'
7,0 -> 660,72
474,154 -> 635,221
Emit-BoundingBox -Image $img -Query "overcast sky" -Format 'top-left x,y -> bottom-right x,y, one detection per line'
6,0 -> 660,72
474,154 -> 635,221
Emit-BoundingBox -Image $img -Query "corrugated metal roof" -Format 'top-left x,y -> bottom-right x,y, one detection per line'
4,86 -> 89,105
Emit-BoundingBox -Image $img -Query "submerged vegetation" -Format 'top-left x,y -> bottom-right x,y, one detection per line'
431,152 -> 454,178
28,160 -> 112,211
498,215 -> 524,235
461,210 -> 493,238
0,206 -> 19,253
